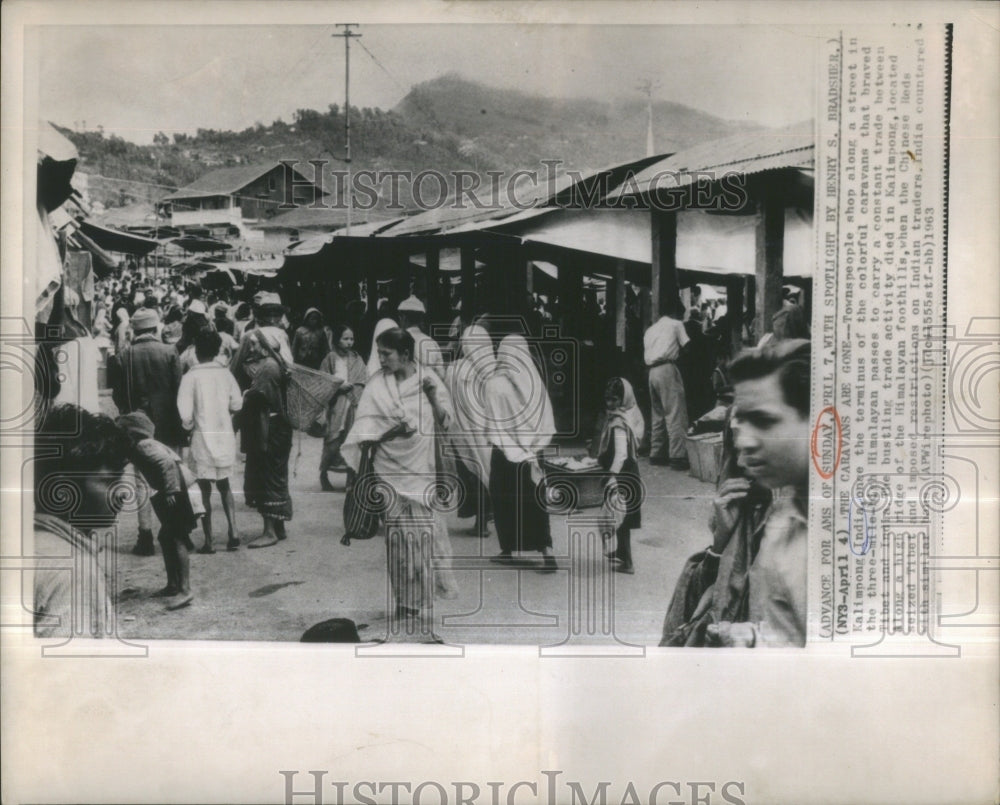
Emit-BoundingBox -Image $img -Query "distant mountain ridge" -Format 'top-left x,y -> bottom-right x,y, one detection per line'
61,73 -> 763,211
396,73 -> 763,173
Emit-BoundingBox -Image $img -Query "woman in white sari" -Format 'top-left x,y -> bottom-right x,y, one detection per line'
366,317 -> 398,377
342,327 -> 458,619
485,334 -> 558,572
445,324 -> 495,538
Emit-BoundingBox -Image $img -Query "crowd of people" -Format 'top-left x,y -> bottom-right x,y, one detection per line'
34,266 -> 812,647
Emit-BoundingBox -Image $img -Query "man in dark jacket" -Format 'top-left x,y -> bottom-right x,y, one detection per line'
108,307 -> 183,555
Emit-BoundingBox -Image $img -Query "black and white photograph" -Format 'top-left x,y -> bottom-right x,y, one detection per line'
2,2 -> 997,804
24,20 -> 819,648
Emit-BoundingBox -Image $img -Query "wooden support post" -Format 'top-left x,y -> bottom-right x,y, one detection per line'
395,249 -> 411,308
754,190 -> 785,342
426,245 -> 441,324
460,246 -> 476,323
650,209 -> 680,320
509,249 -> 530,321
615,261 -> 627,350
744,275 -> 755,343
363,246 -> 378,324
726,277 -> 744,357
557,261 -> 584,338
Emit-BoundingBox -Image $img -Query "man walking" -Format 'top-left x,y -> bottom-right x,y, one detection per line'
396,295 -> 445,380
108,306 -> 183,555
643,306 -> 690,469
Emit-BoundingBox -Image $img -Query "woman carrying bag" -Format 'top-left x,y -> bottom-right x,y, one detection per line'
341,328 -> 458,620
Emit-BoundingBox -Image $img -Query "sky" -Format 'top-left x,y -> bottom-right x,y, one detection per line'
36,23 -> 817,144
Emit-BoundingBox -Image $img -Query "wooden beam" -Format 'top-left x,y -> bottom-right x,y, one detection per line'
510,249 -> 530,320
363,245 -> 379,329
557,260 -> 584,337
754,190 -> 785,341
650,209 -> 679,320
614,260 -> 627,350
726,276 -> 744,357
460,246 -> 476,324
425,245 -> 441,323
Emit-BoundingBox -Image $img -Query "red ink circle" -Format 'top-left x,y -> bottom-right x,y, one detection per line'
811,406 -> 842,480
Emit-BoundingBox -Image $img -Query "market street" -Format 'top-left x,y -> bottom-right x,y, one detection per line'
112,430 -> 714,647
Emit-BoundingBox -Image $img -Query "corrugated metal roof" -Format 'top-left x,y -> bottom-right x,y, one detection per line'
608,120 -> 814,199
256,204 -> 365,231
510,206 -> 813,278
377,195 -> 512,237
163,162 -> 320,202
382,153 -> 670,237
284,217 -> 408,256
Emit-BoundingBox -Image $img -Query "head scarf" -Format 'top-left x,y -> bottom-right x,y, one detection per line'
598,377 -> 645,458
366,317 -> 398,377
302,307 -> 323,329
447,324 -> 497,482
459,325 -> 496,380
485,334 -> 556,458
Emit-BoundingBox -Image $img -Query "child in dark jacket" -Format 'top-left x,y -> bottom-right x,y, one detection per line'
117,411 -> 200,610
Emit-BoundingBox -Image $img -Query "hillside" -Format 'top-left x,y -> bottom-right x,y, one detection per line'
62,73 -> 761,212
395,73 -> 761,173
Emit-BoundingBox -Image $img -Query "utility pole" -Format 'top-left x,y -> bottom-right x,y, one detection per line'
335,24 -> 361,235
636,79 -> 658,156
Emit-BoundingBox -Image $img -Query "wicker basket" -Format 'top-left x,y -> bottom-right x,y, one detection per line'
685,433 -> 724,484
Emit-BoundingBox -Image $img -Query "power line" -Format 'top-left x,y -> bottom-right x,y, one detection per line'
354,38 -> 444,130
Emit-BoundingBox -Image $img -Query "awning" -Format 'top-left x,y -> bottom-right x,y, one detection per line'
78,221 -> 159,256
518,208 -> 652,265
511,206 -> 813,278
172,235 -> 234,253
223,257 -> 283,276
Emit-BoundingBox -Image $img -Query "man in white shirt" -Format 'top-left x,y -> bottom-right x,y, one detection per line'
396,294 -> 445,380
643,307 -> 691,469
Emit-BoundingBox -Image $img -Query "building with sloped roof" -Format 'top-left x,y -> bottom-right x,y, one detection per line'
161,162 -> 326,236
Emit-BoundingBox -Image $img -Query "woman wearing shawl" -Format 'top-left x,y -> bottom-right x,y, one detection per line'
318,324 -> 368,490
229,298 -> 294,391
342,327 -> 458,619
445,324 -> 495,538
292,307 -> 331,370
365,317 -> 398,377
239,340 -> 294,548
485,334 -> 558,573
597,377 -> 645,574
